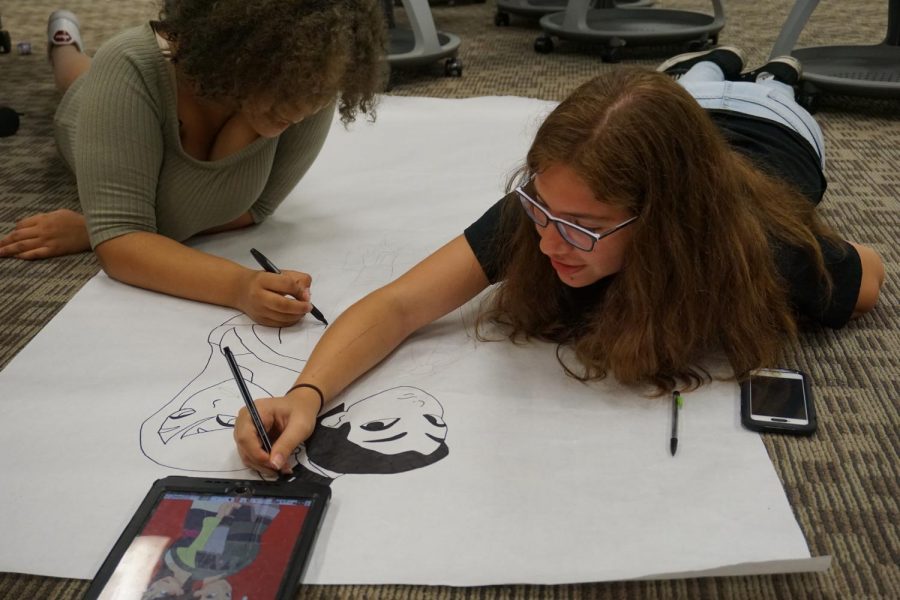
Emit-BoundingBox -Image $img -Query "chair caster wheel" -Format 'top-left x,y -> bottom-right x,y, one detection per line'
534,36 -> 554,54
601,46 -> 622,63
494,11 -> 510,27
798,91 -> 819,114
685,37 -> 713,52
444,57 -> 463,77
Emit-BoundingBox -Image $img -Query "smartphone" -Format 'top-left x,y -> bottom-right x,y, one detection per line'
740,367 -> 817,435
85,476 -> 330,600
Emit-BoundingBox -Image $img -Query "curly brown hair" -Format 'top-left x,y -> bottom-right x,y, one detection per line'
155,0 -> 386,123
479,69 -> 840,394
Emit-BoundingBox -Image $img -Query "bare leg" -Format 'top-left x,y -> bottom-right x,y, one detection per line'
51,45 -> 91,93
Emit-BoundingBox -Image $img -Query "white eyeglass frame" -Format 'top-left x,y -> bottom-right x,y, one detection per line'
514,179 -> 638,252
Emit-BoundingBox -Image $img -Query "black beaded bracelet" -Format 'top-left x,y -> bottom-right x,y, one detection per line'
286,383 -> 324,414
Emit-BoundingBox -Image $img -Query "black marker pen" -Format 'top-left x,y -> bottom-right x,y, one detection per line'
223,346 -> 272,455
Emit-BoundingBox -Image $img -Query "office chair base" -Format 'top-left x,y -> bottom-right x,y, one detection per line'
537,8 -> 722,61
792,44 -> 900,111
495,0 -> 654,26
388,28 -> 461,70
769,0 -> 899,106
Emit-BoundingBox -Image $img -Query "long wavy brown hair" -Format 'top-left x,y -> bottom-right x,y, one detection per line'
155,0 -> 386,123
479,69 -> 838,393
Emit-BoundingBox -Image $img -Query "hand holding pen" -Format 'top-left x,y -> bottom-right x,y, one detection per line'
226,345 -> 302,478
251,248 -> 328,326
231,248 -> 322,327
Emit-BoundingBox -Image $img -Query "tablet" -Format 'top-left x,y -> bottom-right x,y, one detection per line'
85,476 -> 330,600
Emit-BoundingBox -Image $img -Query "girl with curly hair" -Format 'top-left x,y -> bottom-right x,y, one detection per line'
233,50 -> 884,475
0,1 -> 386,326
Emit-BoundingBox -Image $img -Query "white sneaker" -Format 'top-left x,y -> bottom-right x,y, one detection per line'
657,46 -> 745,81
47,10 -> 84,55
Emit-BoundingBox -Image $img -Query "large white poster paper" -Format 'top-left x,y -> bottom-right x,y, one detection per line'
0,96 -> 826,584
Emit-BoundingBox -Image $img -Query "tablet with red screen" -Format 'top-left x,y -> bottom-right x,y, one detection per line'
85,476 -> 330,600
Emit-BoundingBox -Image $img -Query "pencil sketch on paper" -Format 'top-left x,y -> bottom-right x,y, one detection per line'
343,239 -> 402,288
140,315 -> 450,478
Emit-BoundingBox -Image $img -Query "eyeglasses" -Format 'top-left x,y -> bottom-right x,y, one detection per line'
514,179 -> 637,252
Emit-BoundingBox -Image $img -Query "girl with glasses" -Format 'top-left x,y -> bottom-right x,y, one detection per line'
234,52 -> 884,476
0,1 -> 386,327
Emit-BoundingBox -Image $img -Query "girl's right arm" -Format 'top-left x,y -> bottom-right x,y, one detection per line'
233,234 -> 490,474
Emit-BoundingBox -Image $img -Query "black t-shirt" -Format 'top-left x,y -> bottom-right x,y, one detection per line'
709,110 -> 828,206
463,111 -> 862,329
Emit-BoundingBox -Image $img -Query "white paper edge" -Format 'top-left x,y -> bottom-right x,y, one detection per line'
638,555 -> 832,580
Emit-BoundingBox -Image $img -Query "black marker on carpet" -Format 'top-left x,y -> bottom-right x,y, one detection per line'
250,247 -> 328,326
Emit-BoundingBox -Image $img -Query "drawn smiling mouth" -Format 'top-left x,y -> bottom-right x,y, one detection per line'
157,413 -> 236,443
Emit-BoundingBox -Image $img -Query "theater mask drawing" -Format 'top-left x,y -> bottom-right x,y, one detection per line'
140,314 -> 306,473
141,315 -> 450,478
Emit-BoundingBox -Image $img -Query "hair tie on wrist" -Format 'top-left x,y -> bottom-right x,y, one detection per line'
286,383 -> 324,414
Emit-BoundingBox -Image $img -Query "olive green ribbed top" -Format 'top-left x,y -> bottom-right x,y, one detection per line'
53,23 -> 332,248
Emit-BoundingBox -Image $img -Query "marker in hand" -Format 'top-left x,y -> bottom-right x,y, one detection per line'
250,247 -> 328,326
223,346 -> 272,455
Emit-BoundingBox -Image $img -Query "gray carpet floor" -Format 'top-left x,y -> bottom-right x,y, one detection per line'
0,1 -> 897,598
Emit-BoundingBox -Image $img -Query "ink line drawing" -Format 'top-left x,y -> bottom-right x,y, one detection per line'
140,315 -> 450,478
140,315 -> 305,472
293,386 -> 450,486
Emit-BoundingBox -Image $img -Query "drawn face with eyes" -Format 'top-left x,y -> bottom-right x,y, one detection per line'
155,382 -> 254,446
320,387 -> 448,456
